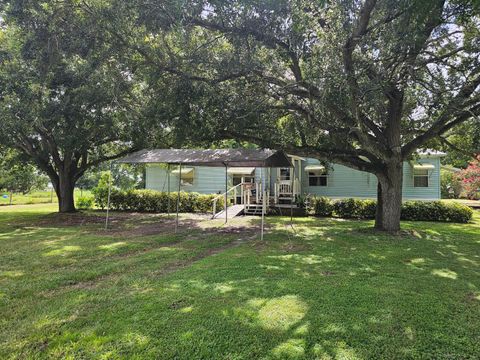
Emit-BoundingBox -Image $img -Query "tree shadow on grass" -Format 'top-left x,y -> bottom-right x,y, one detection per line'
1,213 -> 479,359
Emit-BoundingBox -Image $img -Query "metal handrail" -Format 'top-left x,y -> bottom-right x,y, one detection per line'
212,182 -> 246,218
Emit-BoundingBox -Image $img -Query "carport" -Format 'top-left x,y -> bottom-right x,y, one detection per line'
107,148 -> 292,239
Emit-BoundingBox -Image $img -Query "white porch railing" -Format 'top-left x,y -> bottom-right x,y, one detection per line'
212,182 -> 246,218
274,177 -> 300,200
278,182 -> 292,194
213,178 -> 303,217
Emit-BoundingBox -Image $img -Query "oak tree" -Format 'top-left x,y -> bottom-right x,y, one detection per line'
104,0 -> 480,231
0,1 -> 147,212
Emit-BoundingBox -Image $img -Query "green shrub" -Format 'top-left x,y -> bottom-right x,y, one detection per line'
441,170 -> 463,199
93,188 -> 223,214
330,198 -> 376,219
332,198 -> 370,219
401,201 -> 472,223
360,199 -> 377,219
295,194 -> 309,209
333,198 -> 356,218
311,197 -> 472,223
92,172 -> 112,210
77,196 -> 94,210
311,196 -> 333,217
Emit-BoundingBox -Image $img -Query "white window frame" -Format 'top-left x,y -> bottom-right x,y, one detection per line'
232,174 -> 255,186
413,169 -> 429,187
308,171 -> 328,187
279,167 -> 291,181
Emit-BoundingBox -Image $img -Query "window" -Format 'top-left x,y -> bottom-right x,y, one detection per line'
172,167 -> 194,186
308,171 -> 328,186
413,169 -> 429,187
279,168 -> 291,181
232,175 -> 255,186
180,172 -> 194,186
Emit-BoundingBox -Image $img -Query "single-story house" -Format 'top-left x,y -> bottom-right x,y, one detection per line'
143,150 -> 445,215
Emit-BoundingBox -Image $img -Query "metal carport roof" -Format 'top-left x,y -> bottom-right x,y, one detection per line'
116,148 -> 292,168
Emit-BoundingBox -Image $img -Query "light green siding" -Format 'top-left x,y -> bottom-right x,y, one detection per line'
402,158 -> 441,200
145,157 -> 442,200
302,157 -> 441,200
145,165 -> 270,194
146,165 -> 226,194
302,159 -> 377,198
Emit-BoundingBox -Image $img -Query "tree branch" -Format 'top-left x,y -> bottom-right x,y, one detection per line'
439,136 -> 478,158
402,72 -> 480,156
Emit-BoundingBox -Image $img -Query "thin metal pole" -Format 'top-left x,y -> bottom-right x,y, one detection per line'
105,163 -> 112,231
167,164 -> 171,216
261,167 -> 265,241
175,163 -> 182,233
291,160 -> 294,221
290,195 -> 294,222
224,164 -> 228,224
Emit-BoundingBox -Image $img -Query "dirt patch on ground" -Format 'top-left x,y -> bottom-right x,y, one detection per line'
106,218 -> 201,237
92,212 -> 223,237
21,209 -> 268,240
280,241 -> 313,252
30,212 -> 259,263
97,213 -> 262,238
169,298 -> 189,310
34,211 -> 202,231
466,292 -> 480,303
35,212 -> 133,227
355,227 -> 427,239
321,270 -> 336,276
40,273 -> 119,298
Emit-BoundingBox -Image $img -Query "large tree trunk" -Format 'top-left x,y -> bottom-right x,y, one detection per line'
55,172 -> 76,213
375,163 -> 403,232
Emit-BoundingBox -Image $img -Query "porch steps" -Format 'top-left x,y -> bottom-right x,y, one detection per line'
213,204 -> 244,219
275,204 -> 299,208
244,204 -> 265,216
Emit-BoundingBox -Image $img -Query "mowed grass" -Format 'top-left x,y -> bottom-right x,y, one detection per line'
0,205 -> 479,359
0,190 -> 92,206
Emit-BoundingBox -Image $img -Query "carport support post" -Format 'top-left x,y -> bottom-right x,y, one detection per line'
104,162 -> 112,231
261,167 -> 265,241
167,164 -> 170,217
224,163 -> 228,224
175,163 -> 182,234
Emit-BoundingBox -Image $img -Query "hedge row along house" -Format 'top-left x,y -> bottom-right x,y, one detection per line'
120,149 -> 444,219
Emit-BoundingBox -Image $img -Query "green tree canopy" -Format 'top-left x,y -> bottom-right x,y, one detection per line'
0,0 -> 159,211
0,148 -> 48,194
94,0 -> 480,231
436,119 -> 480,168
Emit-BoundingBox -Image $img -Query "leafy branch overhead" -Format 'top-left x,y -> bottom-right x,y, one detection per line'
92,0 -> 480,170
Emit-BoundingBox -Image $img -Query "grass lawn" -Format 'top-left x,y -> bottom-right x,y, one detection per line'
0,190 -> 92,207
0,205 -> 479,359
